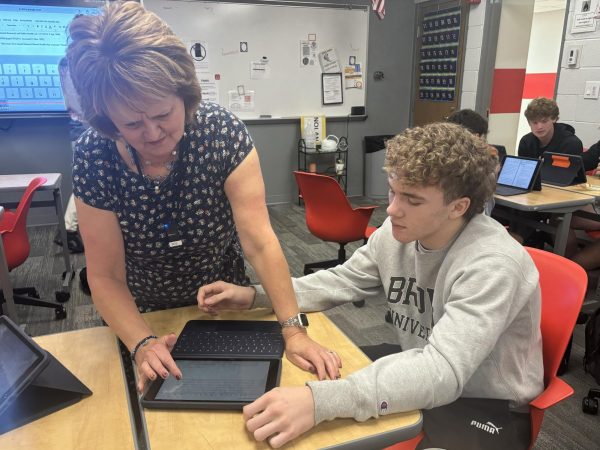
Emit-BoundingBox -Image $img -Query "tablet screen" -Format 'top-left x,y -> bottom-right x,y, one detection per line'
156,360 -> 271,402
0,316 -> 48,414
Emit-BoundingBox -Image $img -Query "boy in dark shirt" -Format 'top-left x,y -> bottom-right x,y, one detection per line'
518,97 -> 583,162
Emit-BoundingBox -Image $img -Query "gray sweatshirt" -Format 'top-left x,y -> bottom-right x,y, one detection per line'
254,214 -> 544,424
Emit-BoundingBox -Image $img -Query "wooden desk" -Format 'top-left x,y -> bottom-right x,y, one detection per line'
545,176 -> 600,202
0,327 -> 135,450
494,185 -> 595,254
137,306 -> 422,450
0,173 -> 73,301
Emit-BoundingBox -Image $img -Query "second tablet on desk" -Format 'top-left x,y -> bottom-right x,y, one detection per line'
541,152 -> 587,187
141,320 -> 284,410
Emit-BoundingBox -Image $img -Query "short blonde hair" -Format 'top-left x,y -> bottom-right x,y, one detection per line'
66,1 -> 201,139
524,97 -> 559,122
384,123 -> 496,220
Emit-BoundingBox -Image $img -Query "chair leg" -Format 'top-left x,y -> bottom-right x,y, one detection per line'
304,258 -> 344,275
304,243 -> 365,307
10,293 -> 67,320
338,244 -> 346,263
557,335 -> 573,375
13,287 -> 40,298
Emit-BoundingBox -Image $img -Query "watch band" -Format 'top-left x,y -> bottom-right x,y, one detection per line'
280,313 -> 309,328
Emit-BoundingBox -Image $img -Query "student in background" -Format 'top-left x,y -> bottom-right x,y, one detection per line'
199,123 -> 543,450
582,138 -> 600,173
66,1 -> 339,390
446,109 -> 501,215
447,108 -> 506,163
565,137 -> 600,274
518,97 -> 584,163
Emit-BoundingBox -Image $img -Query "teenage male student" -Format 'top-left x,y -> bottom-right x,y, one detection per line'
198,123 -> 544,449
518,97 -> 584,163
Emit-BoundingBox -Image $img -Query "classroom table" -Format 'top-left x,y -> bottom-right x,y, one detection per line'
0,206 -> 19,322
545,176 -> 600,202
0,173 -> 73,301
135,306 -> 422,450
493,185 -> 595,255
0,327 -> 135,450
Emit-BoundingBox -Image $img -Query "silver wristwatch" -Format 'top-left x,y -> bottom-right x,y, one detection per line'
280,313 -> 309,328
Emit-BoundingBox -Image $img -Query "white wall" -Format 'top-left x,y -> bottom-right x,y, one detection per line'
460,1 -> 486,110
556,1 -> 600,147
487,0 -> 535,151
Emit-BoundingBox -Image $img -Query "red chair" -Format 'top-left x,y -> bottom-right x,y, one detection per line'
1,177 -> 67,320
294,171 -> 377,274
525,247 -> 585,448
386,246 -> 586,450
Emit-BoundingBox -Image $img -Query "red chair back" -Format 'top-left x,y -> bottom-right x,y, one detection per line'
293,171 -> 375,243
0,176 -> 47,269
524,247 -> 586,448
525,247 -> 586,384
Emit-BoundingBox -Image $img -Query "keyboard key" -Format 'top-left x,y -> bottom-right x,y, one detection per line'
0,76 -> 8,87
0,88 -> 4,98
48,87 -> 62,99
10,76 -> 24,87
3,64 -> 16,75
39,76 -> 52,87
6,88 -> 19,98
46,64 -> 58,75
25,76 -> 38,87
17,64 -> 31,75
53,76 -> 61,87
20,87 -> 33,98
34,87 -> 47,98
32,64 -> 45,75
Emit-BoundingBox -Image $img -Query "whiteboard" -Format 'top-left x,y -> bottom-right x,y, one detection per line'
144,0 -> 369,120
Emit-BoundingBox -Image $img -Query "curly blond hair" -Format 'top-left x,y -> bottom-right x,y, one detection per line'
384,123 -> 496,220
66,1 -> 201,139
524,97 -> 559,122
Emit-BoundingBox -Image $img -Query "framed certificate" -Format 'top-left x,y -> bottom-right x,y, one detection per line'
321,72 -> 343,105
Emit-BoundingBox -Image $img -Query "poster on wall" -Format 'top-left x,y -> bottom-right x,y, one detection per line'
228,90 -> 255,111
198,76 -> 220,104
300,40 -> 318,67
572,0 -> 599,33
418,6 -> 460,102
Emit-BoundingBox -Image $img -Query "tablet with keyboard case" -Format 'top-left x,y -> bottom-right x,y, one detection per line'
140,320 -> 284,410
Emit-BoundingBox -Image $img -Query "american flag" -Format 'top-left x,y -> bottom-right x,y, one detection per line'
372,0 -> 385,20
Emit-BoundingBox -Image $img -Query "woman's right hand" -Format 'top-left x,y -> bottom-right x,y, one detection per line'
197,281 -> 255,314
135,333 -> 182,392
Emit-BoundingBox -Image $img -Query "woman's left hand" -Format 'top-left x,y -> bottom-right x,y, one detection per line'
283,329 -> 342,380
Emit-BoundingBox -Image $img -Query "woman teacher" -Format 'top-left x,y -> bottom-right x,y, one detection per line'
67,1 -> 341,390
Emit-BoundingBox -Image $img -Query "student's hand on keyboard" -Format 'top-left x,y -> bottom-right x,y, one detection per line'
243,386 -> 315,448
197,281 -> 255,314
134,333 -> 183,392
284,330 -> 342,381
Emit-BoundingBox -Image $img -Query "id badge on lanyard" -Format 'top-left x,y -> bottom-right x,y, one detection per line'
166,223 -> 183,248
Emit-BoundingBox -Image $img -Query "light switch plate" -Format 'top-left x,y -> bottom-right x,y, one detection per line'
564,44 -> 583,69
584,81 -> 600,99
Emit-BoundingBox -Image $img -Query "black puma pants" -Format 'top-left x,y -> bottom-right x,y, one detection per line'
361,344 -> 531,450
